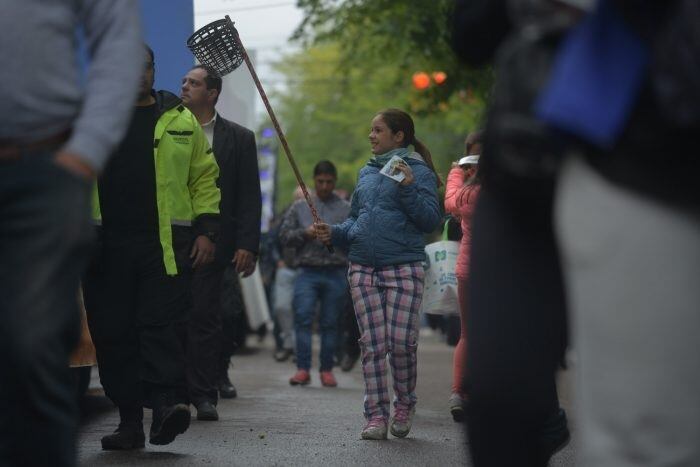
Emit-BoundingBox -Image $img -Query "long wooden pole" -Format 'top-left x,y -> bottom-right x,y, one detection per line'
226,16 -> 333,253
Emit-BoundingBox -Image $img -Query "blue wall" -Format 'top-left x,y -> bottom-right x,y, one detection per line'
140,0 -> 195,94
77,1 -> 194,93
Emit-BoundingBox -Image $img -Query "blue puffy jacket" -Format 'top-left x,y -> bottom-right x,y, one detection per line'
331,153 -> 442,267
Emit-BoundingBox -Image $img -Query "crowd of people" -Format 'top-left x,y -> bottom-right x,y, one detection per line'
2,1 -> 699,467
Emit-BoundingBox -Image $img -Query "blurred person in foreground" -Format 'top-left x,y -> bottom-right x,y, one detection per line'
280,160 -> 350,388
180,65 -> 261,420
316,109 -> 441,440
451,0 -> 575,465
0,2 -> 142,465
543,1 -> 700,466
453,0 -> 700,465
443,131 -> 482,422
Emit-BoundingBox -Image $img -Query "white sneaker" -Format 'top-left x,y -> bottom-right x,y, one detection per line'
390,407 -> 415,438
448,393 -> 467,422
361,418 -> 388,440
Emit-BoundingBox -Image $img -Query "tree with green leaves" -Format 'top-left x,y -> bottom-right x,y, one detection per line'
293,0 -> 493,109
270,0 -> 492,210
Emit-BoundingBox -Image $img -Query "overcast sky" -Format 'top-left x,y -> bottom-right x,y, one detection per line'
193,0 -> 305,93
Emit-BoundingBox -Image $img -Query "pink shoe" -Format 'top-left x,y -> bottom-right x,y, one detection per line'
390,407 -> 415,438
289,369 -> 310,386
320,371 -> 337,387
361,418 -> 387,440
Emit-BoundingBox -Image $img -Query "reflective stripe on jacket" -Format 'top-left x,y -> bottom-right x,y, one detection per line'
92,93 -> 220,275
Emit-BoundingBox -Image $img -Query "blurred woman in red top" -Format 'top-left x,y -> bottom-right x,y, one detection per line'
444,130 -> 482,421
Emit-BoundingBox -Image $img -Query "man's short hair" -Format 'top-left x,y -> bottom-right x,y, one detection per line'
313,160 -> 337,178
192,65 -> 222,103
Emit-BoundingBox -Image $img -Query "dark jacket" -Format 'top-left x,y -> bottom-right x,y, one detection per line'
95,90 -> 220,275
279,193 -> 350,268
212,115 -> 262,264
331,155 -> 441,267
451,0 -> 700,208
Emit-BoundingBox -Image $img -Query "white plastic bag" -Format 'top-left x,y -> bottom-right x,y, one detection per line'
240,267 -> 272,330
421,223 -> 460,315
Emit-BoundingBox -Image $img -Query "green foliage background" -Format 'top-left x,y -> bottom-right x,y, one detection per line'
268,0 -> 493,211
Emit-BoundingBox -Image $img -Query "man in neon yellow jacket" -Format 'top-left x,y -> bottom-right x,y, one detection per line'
83,45 -> 220,450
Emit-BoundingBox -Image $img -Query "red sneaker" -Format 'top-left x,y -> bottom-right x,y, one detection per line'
289,369 -> 311,386
320,371 -> 337,387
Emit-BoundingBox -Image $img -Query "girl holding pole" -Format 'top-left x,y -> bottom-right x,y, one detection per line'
316,109 -> 441,440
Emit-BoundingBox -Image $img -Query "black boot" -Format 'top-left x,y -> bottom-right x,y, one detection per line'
273,348 -> 294,362
101,407 -> 145,450
195,400 -> 219,421
218,372 -> 237,399
340,353 -> 359,372
149,393 -> 191,446
218,360 -> 237,399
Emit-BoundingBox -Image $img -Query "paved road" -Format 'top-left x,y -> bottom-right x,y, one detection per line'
77,331 -> 576,466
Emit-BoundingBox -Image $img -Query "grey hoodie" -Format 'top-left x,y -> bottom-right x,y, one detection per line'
0,1 -> 143,171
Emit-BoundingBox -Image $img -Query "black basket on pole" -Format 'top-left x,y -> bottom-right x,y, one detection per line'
186,18 -> 244,77
185,16 -> 335,253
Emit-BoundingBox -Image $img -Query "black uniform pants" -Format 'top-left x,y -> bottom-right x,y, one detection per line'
187,261 -> 224,405
221,265 -> 246,361
0,150 -> 92,467
465,182 -> 567,467
83,231 -> 191,411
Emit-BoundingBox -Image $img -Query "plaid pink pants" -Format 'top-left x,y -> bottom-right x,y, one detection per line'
348,262 -> 424,421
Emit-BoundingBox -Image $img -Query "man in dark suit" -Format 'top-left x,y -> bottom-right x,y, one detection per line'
180,65 -> 261,421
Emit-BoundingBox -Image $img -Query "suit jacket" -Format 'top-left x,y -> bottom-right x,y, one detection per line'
212,115 -> 262,264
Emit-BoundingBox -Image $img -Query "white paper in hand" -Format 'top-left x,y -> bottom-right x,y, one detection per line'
379,155 -> 407,183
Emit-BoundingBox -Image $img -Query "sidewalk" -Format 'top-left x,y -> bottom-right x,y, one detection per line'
77,330 -> 576,466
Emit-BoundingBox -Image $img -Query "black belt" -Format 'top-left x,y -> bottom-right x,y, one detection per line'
0,130 -> 71,161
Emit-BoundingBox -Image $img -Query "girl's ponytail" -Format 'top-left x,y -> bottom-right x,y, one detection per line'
413,137 -> 443,187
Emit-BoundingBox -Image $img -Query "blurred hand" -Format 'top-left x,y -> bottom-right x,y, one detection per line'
191,235 -> 215,268
233,249 -> 256,277
396,163 -> 414,186
54,151 -> 96,181
315,223 -> 332,244
304,224 -> 317,239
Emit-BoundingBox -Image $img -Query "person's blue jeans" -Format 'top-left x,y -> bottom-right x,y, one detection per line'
1,150 -> 93,467
293,266 -> 347,371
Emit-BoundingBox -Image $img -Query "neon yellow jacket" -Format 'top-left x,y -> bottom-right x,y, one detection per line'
93,91 -> 220,275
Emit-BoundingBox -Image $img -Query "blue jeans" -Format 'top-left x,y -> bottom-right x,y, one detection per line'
1,150 -> 93,467
293,267 -> 347,371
